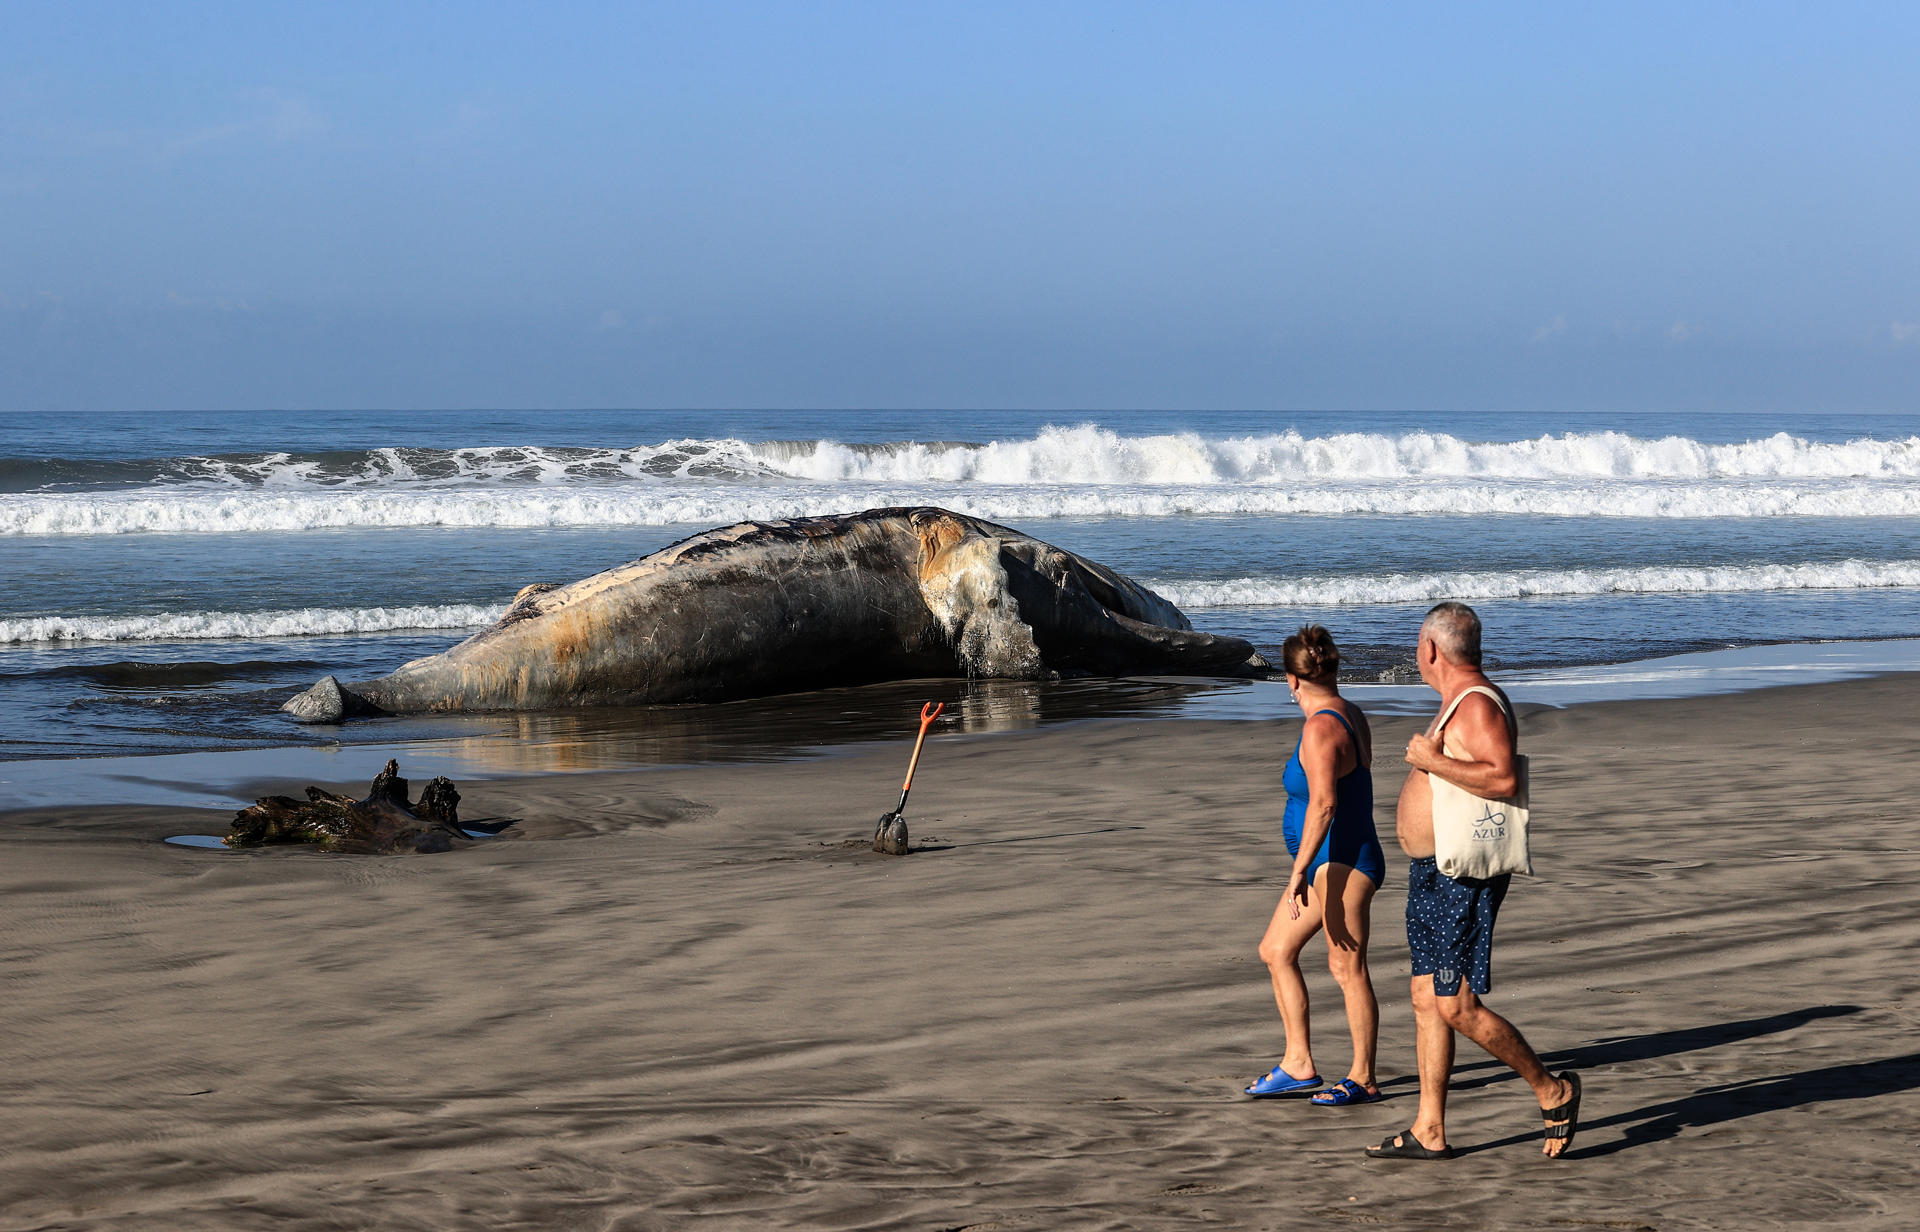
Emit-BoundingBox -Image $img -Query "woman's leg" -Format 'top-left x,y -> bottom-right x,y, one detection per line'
1320,863 -> 1380,1090
1256,881 -> 1326,1077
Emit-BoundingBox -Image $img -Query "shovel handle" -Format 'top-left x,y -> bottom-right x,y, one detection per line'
900,702 -> 945,793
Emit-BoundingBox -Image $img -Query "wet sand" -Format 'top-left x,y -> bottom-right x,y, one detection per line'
2,675 -> 1917,1230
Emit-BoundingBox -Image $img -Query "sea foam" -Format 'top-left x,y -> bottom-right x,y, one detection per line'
0,604 -> 506,644
4,476 -> 1917,535
7,559 -> 1915,642
751,426 -> 1920,484
6,426 -> 1919,534
1151,559 -> 1920,608
6,426 -> 1920,490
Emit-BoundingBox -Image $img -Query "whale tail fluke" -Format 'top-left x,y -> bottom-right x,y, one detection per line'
282,675 -> 379,724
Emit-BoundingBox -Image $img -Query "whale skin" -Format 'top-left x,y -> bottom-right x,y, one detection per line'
282,507 -> 1268,721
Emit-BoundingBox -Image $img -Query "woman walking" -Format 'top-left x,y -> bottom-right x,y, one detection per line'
1245,625 -> 1386,1105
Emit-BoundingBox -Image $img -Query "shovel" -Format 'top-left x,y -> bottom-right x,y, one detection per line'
873,701 -> 944,854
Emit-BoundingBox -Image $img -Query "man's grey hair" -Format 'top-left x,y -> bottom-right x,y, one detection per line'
1422,601 -> 1483,667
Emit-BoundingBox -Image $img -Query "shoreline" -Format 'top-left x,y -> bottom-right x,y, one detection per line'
3,673 -> 1916,1227
5,635 -> 1920,814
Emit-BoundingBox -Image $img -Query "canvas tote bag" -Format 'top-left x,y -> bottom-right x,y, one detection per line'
1429,685 -> 1533,879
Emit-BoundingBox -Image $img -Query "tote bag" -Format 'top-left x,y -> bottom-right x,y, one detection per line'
1429,685 -> 1533,879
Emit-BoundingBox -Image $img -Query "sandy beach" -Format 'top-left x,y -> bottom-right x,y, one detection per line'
3,674 -> 1917,1230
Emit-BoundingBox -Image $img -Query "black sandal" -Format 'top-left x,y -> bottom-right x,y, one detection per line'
1542,1071 -> 1582,1156
1365,1129 -> 1454,1160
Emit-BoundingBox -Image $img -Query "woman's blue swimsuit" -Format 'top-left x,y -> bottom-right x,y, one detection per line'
1282,709 -> 1386,887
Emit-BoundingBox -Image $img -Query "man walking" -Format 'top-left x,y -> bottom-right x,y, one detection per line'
1366,601 -> 1581,1160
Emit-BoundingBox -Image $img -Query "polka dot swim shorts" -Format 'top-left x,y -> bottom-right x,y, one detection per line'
1405,856 -> 1511,997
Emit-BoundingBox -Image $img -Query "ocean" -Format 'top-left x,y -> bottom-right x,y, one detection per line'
3,408 -> 1918,764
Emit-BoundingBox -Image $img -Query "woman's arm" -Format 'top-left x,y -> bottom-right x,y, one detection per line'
1284,714 -> 1348,918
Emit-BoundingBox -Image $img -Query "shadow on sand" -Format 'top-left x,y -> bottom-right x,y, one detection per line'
1458,1049 -> 1920,1158
1387,1005 -> 1913,1159
1450,1003 -> 1866,1091
1380,1004 -> 1865,1094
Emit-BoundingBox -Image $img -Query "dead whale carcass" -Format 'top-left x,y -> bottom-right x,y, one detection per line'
283,507 -> 1268,721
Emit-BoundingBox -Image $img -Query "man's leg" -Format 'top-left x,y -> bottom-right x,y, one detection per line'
1408,974 -> 1454,1151
1431,987 -> 1578,1157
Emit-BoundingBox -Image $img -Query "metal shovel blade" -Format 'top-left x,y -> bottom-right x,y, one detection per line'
872,812 -> 910,855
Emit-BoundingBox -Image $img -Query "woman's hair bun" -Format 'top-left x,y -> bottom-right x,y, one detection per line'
1281,623 -> 1340,683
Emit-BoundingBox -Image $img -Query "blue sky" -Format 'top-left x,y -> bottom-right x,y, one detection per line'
3,1 -> 1916,412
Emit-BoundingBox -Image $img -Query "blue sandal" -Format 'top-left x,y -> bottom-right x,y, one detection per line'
1310,1079 -> 1382,1106
1244,1066 -> 1323,1098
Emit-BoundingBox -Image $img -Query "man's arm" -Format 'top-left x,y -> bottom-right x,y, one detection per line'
1405,693 -> 1519,798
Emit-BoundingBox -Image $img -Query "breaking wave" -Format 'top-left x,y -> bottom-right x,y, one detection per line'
0,604 -> 505,644
1152,560 -> 1920,609
5,425 -> 1916,534
749,427 -> 1920,484
3,477 -> 1918,535
6,559 -> 1915,643
3,426 -> 1918,490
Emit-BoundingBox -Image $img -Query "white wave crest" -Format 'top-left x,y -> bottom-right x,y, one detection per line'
7,561 -> 1914,645
750,426 -> 1920,484
0,604 -> 505,644
166,440 -> 774,488
21,427 -> 1920,494
1152,560 -> 1920,609
5,477 -> 1920,536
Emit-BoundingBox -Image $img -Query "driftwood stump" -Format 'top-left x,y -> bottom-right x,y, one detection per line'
227,760 -> 465,854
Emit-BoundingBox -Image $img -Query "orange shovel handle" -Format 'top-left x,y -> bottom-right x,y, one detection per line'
901,702 -> 945,793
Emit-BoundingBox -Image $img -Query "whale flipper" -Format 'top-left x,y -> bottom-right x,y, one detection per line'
282,675 -> 380,724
